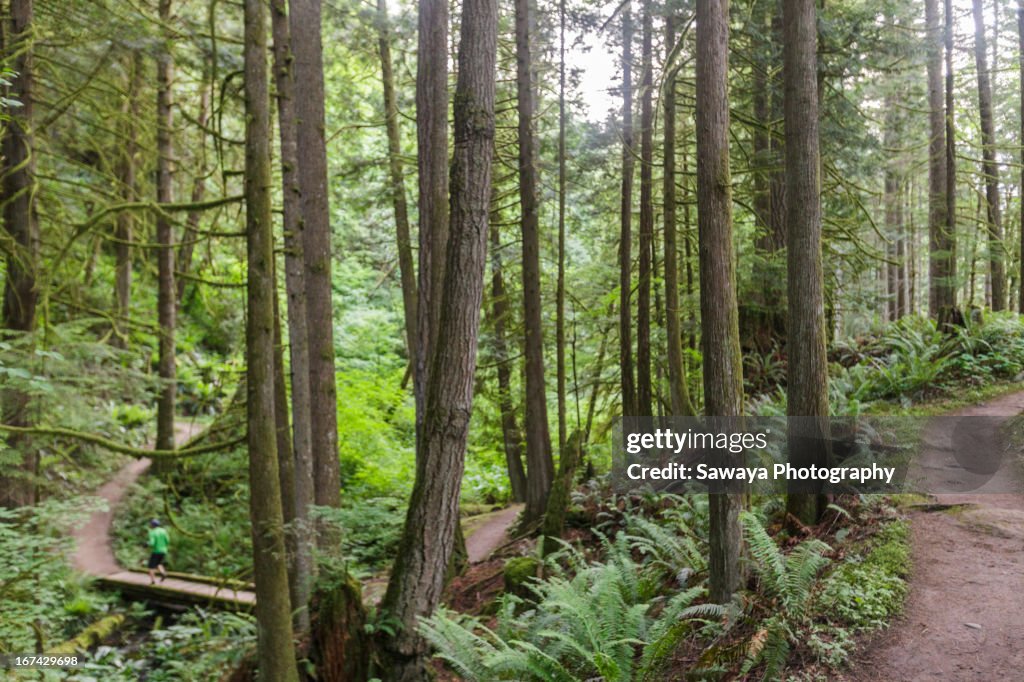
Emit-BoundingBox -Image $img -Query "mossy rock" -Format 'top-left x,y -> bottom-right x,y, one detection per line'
503,556 -> 541,602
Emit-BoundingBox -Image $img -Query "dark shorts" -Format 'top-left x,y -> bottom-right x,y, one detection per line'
148,552 -> 166,569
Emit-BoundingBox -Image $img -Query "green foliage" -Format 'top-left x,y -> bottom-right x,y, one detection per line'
738,511 -> 832,680
422,515 -> 720,681
337,367 -> 415,497
818,520 -> 909,630
0,500 -> 114,655
65,609 -> 255,682
112,453 -> 253,580
756,314 -> 1024,415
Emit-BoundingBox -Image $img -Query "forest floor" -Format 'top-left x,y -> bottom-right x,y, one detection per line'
69,421 -> 256,606
844,390 -> 1024,681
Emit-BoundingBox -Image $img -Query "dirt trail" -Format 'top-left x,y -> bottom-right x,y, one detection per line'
70,421 -> 255,605
362,504 -> 524,605
846,390 -> 1024,681
464,503 -> 523,563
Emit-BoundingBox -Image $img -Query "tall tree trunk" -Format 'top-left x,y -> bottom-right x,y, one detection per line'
516,0 -> 554,525
636,0 -> 653,418
897,188 -> 907,318
0,0 -> 39,508
1019,0 -> 1024,313
696,0 -> 743,604
155,0 -> 177,461
379,0 -> 497,676
490,215 -> 527,503
942,0 -> 959,326
377,0 -> 417,360
619,2 -> 637,418
413,0 -> 449,431
555,0 -> 568,480
176,80 -> 210,307
884,90 -> 902,322
926,0 -> 949,320
972,0 -> 1006,311
113,51 -> 142,346
784,0 -> 829,525
271,0 -> 314,636
272,285 -> 299,629
290,0 -> 341,520
242,0 -> 300,676
663,15 -> 694,418
682,138 -> 696,353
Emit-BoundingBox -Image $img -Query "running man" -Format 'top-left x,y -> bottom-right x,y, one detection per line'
147,519 -> 169,584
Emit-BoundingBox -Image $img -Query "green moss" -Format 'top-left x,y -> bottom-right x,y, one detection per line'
503,557 -> 541,601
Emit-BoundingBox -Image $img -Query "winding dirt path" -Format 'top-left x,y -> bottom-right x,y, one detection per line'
73,420 -> 522,609
70,421 -> 255,606
846,390 -> 1024,681
464,503 -> 523,563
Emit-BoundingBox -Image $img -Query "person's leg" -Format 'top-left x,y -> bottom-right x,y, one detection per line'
158,557 -> 167,581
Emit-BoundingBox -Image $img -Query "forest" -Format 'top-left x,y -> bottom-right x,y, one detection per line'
2,0 -> 1024,679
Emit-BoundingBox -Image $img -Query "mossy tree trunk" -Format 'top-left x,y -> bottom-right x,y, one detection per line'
0,0 -> 39,508
290,0 -> 342,523
516,0 -> 554,526
696,0 -> 745,604
242,0 -> 299,677
271,0 -> 315,637
971,0 -> 1005,311
379,0 -> 497,676
784,0 -> 830,525
154,0 -> 177,470
619,2 -> 637,419
636,0 -> 653,420
663,14 -> 695,419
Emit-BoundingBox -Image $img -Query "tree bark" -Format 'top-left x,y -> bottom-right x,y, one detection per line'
884,93 -> 903,321
176,80 -> 210,307
696,0 -> 744,604
636,0 -> 653,418
489,215 -> 527,503
271,0 -> 314,636
272,285 -> 299,631
290,0 -> 342,520
516,0 -> 554,526
942,0 -> 959,326
1019,0 -> 1024,313
113,51 -> 142,346
746,0 -> 786,352
926,0 -> 949,320
377,0 -> 417,361
555,0 -> 568,482
242,0 -> 300,676
413,0 -> 449,432
155,0 -> 177,461
663,15 -> 694,418
619,2 -> 637,418
972,0 -> 1006,311
783,0 -> 829,525
379,0 -> 497,677
0,0 -> 39,508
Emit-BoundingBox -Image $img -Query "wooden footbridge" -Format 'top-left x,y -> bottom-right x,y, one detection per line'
71,425 -> 255,612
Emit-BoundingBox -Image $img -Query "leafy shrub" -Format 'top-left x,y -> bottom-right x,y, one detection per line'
0,500 -> 113,654
818,520 -> 909,630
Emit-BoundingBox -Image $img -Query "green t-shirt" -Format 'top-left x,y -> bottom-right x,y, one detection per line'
148,527 -> 170,555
